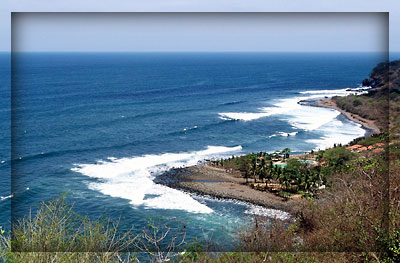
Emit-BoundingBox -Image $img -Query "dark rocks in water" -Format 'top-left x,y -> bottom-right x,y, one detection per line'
362,78 -> 373,87
298,99 -> 318,106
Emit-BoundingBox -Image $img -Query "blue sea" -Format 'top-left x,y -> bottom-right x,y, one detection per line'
0,52 -> 390,250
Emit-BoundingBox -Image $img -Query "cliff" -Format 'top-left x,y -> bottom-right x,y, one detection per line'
332,60 -> 400,132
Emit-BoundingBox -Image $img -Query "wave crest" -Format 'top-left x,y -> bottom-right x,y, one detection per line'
72,145 -> 242,214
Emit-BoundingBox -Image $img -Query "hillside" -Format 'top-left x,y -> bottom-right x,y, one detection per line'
1,61 -> 399,263
332,60 -> 400,132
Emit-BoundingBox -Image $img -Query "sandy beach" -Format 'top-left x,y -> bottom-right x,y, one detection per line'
315,98 -> 380,134
155,97 -> 379,216
157,165 -> 302,214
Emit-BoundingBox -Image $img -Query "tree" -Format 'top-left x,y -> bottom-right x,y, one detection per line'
259,158 -> 266,183
322,147 -> 355,167
237,158 -> 250,184
279,172 -> 291,191
250,157 -> 258,183
282,148 -> 291,160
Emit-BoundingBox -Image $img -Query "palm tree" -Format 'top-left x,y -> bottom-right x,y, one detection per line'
250,157 -> 257,183
259,158 -> 266,183
282,148 -> 291,160
243,170 -> 250,184
279,173 -> 290,191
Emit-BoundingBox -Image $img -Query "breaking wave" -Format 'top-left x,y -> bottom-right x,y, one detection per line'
72,145 -> 242,214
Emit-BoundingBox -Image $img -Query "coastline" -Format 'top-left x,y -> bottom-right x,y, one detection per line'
156,165 -> 302,215
155,96 -> 381,216
314,98 -> 380,135
155,96 -> 380,215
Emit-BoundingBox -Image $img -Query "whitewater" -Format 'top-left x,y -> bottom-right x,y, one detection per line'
72,88 -> 366,215
6,52 -> 386,248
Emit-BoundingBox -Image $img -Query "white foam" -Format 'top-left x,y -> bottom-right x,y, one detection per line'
192,193 -> 291,220
218,112 -> 271,121
299,88 -> 368,96
299,88 -> 349,95
218,87 -> 368,150
279,131 -> 298,137
0,194 -> 13,200
72,145 -> 242,214
283,105 -> 341,131
245,206 -> 291,220
306,119 -> 365,150
221,95 -> 341,131
218,88 -> 365,126
268,131 -> 298,138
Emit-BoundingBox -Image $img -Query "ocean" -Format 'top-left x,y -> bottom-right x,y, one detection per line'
0,52 -> 388,250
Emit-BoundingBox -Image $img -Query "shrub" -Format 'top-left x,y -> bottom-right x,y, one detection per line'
10,198 -> 138,253
322,147 -> 354,167
0,198 -> 139,262
353,99 -> 363,107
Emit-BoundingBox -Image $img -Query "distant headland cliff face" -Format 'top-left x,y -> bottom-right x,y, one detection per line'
332,60 -> 400,132
361,60 -> 400,92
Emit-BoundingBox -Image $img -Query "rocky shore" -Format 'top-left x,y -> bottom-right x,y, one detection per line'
299,97 -> 380,135
156,164 -> 302,215
315,98 -> 380,134
155,94 -> 381,217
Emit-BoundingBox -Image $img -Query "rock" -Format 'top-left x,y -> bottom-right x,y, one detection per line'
362,78 -> 372,87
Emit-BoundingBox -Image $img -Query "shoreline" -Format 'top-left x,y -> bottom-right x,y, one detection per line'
313,98 -> 380,135
156,96 -> 380,216
156,165 -> 302,215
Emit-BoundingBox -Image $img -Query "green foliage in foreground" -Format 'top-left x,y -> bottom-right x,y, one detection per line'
0,198 -> 139,262
0,197 -> 187,262
1,142 -> 398,263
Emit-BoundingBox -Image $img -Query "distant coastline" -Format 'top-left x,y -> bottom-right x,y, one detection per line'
157,91 -> 380,215
156,164 -> 300,215
314,98 -> 380,135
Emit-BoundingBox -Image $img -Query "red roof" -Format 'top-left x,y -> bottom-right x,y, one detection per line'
346,144 -> 363,150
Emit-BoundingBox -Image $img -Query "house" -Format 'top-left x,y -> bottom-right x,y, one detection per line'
346,144 -> 363,151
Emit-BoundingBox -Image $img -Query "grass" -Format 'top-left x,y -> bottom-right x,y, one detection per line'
2,60 -> 399,262
0,197 -> 189,262
1,147 -> 398,263
1,197 -> 139,262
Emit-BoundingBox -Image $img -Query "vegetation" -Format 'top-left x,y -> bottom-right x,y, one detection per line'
181,139 -> 399,263
349,132 -> 389,146
0,197 -> 138,262
210,145 -> 356,197
188,59 -> 400,262
1,60 -> 399,262
0,197 -> 188,262
332,60 -> 400,132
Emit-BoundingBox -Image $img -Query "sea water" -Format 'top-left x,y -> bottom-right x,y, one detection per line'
0,52 -> 388,249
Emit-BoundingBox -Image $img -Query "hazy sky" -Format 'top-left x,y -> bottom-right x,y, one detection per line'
0,0 -> 399,52
12,13 -> 387,52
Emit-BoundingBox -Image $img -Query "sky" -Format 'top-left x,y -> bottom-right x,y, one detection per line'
0,0 -> 400,52
11,13 -> 388,52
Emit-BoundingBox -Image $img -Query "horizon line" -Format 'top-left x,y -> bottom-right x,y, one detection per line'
3,51 -> 392,53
